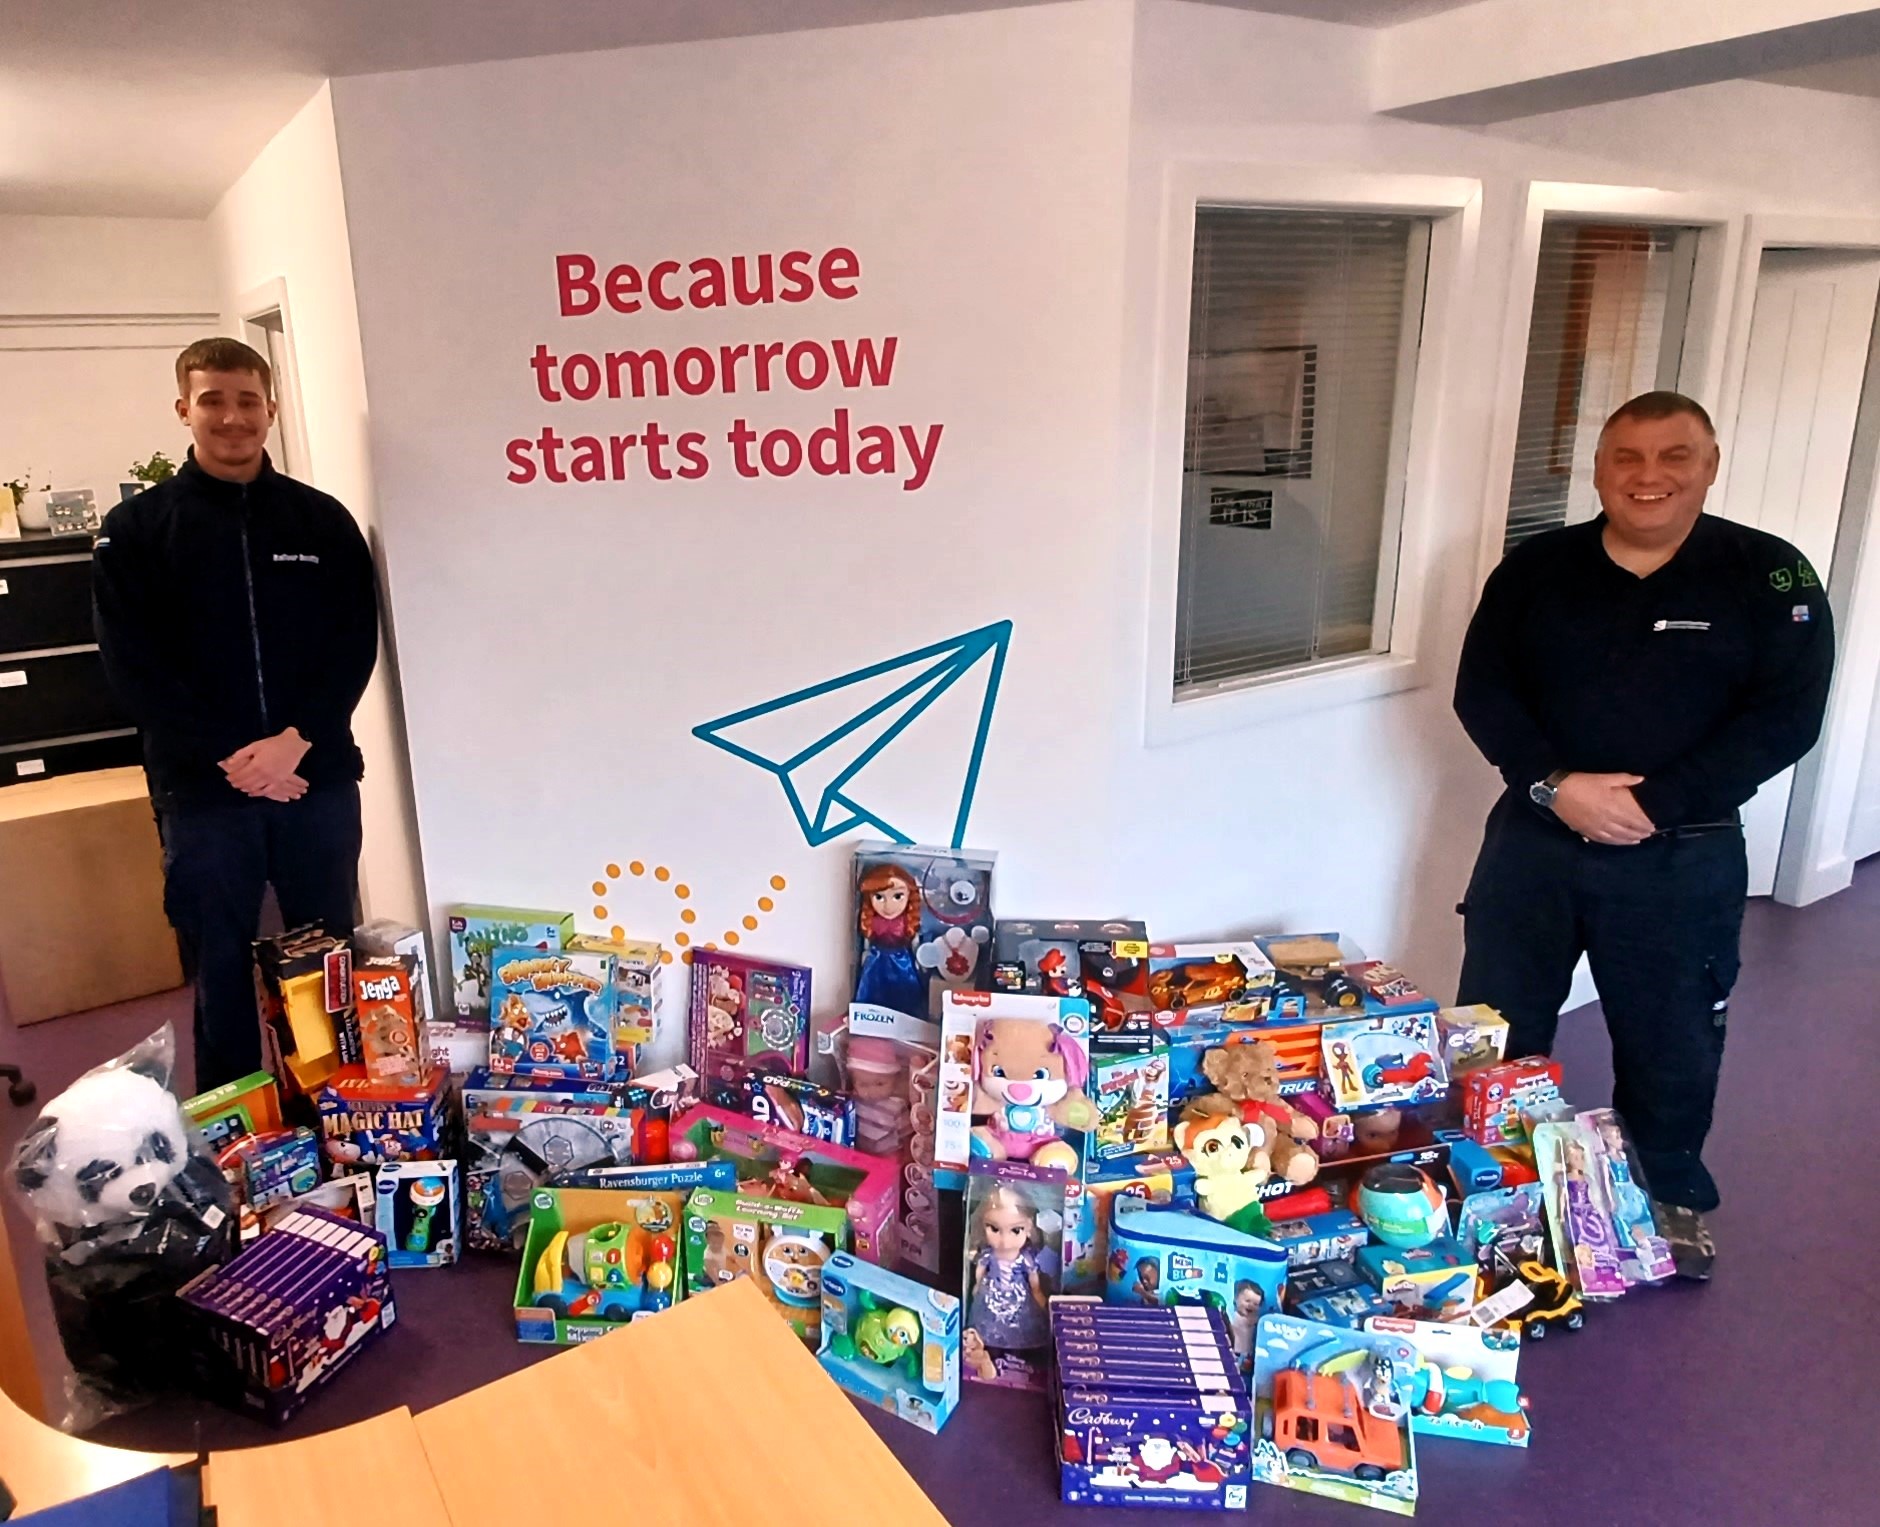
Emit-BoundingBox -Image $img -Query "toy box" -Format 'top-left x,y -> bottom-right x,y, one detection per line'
1167,1023 -> 1323,1126
669,1102 -> 897,1264
1147,942 -> 1277,1027
447,904 -> 573,1019
1106,1202 -> 1287,1373
1283,1256 -> 1364,1308
352,954 -> 426,1087
218,1126 -> 321,1213
566,932 -> 665,1073
683,1186 -> 849,1346
687,948 -> 812,1087
1433,1005 -> 1509,1077
1461,1056 -> 1564,1146
488,945 -> 620,1079
183,1070 -> 283,1152
1343,962 -> 1431,1010
1319,1014 -> 1446,1112
935,990 -> 1096,1184
990,919 -> 1150,1030
1072,1151 -> 1184,1295
1355,1236 -> 1475,1318
1251,1313 -> 1419,1515
852,843 -> 996,1021
1368,1316 -> 1530,1447
1052,1301 -> 1252,1512
516,1185 -> 685,1343
179,1207 -> 393,1426
313,1063 -> 450,1173
463,1066 -> 682,1252
819,1250 -> 961,1434
1292,1285 -> 1397,1329
837,1002 -> 943,1274
1265,1209 -> 1369,1271
376,1160 -> 461,1268
247,1170 -> 375,1244
706,1069 -> 857,1146
355,917 -> 434,1028
963,1160 -> 1066,1391
1532,1119 -> 1628,1299
1255,934 -> 1365,1020
1091,1033 -> 1169,1161
1575,1108 -> 1675,1286
254,927 -> 360,1093
1456,1182 -> 1546,1269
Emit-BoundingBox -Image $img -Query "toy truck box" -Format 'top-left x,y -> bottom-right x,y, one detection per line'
819,1250 -> 961,1434
446,904 -> 573,1020
179,1207 -> 394,1426
516,1185 -> 686,1344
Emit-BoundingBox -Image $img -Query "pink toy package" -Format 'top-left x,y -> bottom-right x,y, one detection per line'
686,949 -> 812,1088
935,991 -> 1097,1186
842,1002 -> 943,1275
668,1102 -> 897,1265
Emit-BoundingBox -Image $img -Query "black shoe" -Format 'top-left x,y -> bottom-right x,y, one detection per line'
1650,1201 -> 1715,1282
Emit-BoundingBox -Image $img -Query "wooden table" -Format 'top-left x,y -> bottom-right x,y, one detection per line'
0,765 -> 180,1024
206,1408 -> 453,1527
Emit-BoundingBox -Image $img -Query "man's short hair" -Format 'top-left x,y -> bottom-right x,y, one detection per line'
175,337 -> 272,400
1601,390 -> 1715,439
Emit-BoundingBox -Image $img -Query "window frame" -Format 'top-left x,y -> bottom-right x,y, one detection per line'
1472,183 -> 1743,588
1143,165 -> 1481,748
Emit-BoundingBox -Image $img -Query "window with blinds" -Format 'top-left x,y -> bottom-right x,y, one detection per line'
1175,207 -> 1429,699
1502,219 -> 1700,551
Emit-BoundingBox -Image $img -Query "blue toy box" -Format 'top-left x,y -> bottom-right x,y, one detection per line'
1319,1014 -> 1447,1113
1266,1209 -> 1370,1270
313,1063 -> 451,1172
1106,1202 -> 1287,1374
488,945 -> 621,1079
818,1250 -> 961,1434
375,1160 -> 461,1268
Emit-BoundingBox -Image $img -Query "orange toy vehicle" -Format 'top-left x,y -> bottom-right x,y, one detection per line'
1270,1369 -> 1404,1481
1149,958 -> 1248,1013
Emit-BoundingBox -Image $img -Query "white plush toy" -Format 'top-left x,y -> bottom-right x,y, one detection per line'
11,1067 -> 190,1231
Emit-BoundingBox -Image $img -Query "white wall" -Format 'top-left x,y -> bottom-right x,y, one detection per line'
0,215 -> 215,508
207,84 -> 427,932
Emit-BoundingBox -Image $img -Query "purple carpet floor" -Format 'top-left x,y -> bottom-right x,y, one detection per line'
4,867 -> 1877,1525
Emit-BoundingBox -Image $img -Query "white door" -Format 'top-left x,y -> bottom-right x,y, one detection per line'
1851,663 -> 1880,862
1723,248 -> 1880,895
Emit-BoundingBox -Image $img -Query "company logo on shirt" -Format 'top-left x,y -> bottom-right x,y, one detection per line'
1793,605 -> 1812,623
1652,619 -> 1711,633
272,552 -> 320,564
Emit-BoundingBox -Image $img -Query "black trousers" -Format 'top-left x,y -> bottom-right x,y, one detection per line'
156,782 -> 363,1094
1456,792 -> 1745,1212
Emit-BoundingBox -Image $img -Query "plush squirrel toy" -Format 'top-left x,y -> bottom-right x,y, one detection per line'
1172,1111 -> 1276,1238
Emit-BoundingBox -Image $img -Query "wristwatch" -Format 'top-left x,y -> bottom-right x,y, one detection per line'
1529,770 -> 1571,811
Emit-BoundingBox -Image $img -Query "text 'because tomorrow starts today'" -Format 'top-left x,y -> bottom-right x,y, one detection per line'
502,247 -> 945,492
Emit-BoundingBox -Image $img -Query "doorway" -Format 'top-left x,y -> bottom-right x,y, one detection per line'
1723,247 -> 1880,896
241,289 -> 310,480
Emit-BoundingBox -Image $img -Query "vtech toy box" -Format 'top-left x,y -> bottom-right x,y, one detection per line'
819,1251 -> 961,1434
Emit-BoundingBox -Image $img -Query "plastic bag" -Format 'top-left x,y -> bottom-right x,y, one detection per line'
7,1022 -> 236,1429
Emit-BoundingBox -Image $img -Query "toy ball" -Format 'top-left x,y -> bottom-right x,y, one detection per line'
1357,1163 -> 1448,1249
669,1138 -> 699,1162
10,1067 -> 190,1230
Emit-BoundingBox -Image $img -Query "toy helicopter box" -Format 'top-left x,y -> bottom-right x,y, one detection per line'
488,945 -> 621,1080
1366,1316 -> 1529,1448
1318,1014 -> 1447,1112
515,1185 -> 687,1345
446,905 -> 573,1019
1250,1313 -> 1419,1515
818,1250 -> 961,1434
375,1160 -> 461,1269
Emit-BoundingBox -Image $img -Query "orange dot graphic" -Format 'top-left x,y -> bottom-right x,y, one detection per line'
654,866 -> 671,882
591,881 -> 608,897
674,884 -> 690,900
681,949 -> 695,964
723,931 -> 741,946
606,863 -> 621,879
758,897 -> 775,913
610,925 -> 625,941
770,875 -> 787,891
660,950 -> 674,965
593,905 -> 608,920
742,916 -> 759,931
675,932 -> 690,947
630,861 -> 645,877
680,909 -> 696,924
704,942 -> 718,951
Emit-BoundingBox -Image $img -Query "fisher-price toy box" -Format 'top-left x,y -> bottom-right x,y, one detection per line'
669,1102 -> 896,1265
179,1207 -> 394,1426
935,990 -> 1095,1187
818,1251 -> 961,1434
447,904 -> 573,1019
1367,1316 -> 1530,1447
487,945 -> 621,1079
516,1184 -> 688,1345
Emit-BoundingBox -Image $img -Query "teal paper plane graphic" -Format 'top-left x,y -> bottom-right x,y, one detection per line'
693,620 -> 1011,849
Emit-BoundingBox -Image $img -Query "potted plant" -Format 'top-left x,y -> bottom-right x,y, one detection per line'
6,472 -> 49,532
122,452 -> 177,501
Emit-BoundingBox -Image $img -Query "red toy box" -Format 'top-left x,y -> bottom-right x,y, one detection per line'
1461,1058 -> 1564,1147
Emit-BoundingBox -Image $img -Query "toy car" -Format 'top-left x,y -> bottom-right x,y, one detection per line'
1498,1256 -> 1584,1340
530,1221 -> 677,1321
1269,1368 -> 1404,1481
1149,959 -> 1246,1013
1361,1052 -> 1435,1090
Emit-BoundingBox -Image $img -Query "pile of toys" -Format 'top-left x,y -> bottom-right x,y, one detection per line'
6,835 -> 1681,1495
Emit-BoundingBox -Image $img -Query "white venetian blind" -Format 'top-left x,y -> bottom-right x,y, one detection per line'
1503,219 -> 1700,551
1175,207 -> 1429,698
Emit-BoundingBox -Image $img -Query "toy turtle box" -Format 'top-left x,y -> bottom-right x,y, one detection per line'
446,904 -> 573,1020
683,1186 -> 850,1347
1250,1313 -> 1419,1515
1367,1316 -> 1530,1447
1318,1014 -> 1447,1113
487,945 -> 621,1079
462,1066 -> 673,1252
376,1160 -> 461,1269
669,1102 -> 896,1264
515,1185 -> 686,1344
1147,943 -> 1277,1027
818,1250 -> 961,1434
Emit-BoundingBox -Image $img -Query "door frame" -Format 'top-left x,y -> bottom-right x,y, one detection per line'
236,277 -> 313,482
1713,215 -> 1880,906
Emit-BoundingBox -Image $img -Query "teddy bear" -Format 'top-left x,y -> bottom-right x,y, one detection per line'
970,1018 -> 1098,1174
1186,1038 -> 1320,1185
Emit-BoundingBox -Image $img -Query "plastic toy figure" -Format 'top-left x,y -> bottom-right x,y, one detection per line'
1330,1042 -> 1358,1094
1035,946 -> 1080,998
966,1180 -> 1051,1364
855,863 -> 926,1017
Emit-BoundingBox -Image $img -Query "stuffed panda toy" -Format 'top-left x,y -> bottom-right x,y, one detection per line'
9,1054 -> 235,1404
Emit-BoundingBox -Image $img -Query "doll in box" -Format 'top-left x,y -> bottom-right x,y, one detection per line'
855,862 -> 926,1017
963,1163 -> 1063,1390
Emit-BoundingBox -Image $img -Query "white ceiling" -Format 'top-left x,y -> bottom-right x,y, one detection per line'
1,0 -> 1875,219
